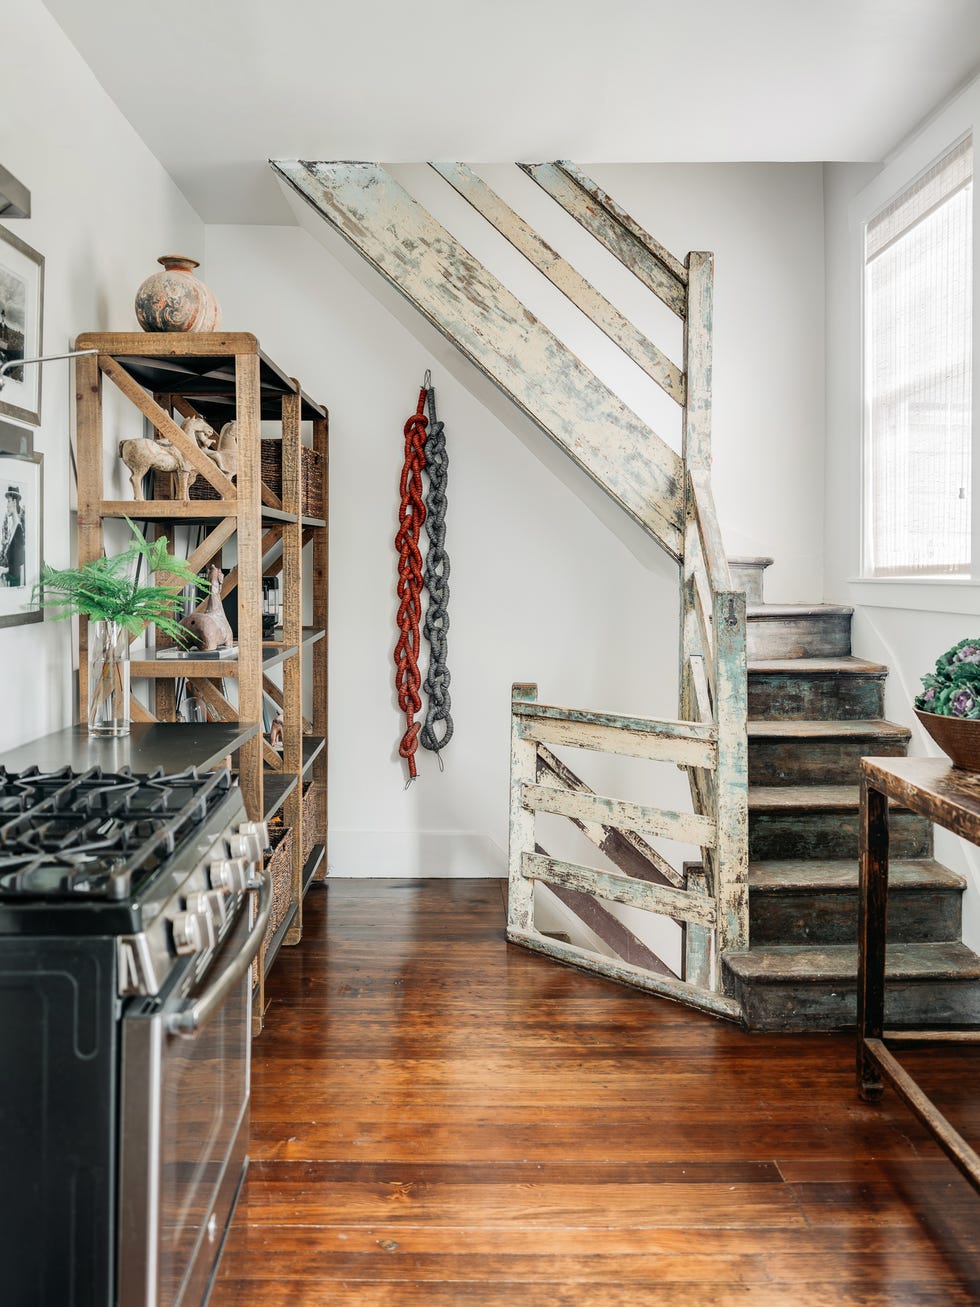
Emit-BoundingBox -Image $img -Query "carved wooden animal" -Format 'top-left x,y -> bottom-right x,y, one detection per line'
179,563 -> 234,651
118,416 -> 216,500
269,710 -> 284,750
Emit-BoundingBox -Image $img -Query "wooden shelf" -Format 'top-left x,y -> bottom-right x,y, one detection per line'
129,644 -> 297,677
263,771 -> 298,822
302,844 -> 327,894
76,331 -> 328,1037
99,500 -> 300,525
269,626 -> 325,648
74,337 -> 326,424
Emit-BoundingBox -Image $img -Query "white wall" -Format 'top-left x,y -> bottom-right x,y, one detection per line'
0,1 -> 203,752
206,161 -> 826,877
824,80 -> 980,947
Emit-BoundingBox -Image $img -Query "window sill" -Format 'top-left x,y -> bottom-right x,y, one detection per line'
846,577 -> 980,616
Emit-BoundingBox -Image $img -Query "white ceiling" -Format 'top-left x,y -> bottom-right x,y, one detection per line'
43,0 -> 980,223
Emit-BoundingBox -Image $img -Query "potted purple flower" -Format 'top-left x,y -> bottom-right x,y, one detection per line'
914,638 -> 980,769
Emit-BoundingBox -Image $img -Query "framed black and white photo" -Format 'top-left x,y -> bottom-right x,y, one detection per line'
0,447 -> 43,628
0,226 -> 44,427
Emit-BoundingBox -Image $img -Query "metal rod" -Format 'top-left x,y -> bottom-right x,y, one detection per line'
0,348 -> 99,391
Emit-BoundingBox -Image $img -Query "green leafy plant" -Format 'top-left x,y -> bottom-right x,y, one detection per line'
36,518 -> 209,643
915,638 -> 980,720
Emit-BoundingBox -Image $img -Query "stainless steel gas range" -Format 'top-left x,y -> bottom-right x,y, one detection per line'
0,763 -> 273,1307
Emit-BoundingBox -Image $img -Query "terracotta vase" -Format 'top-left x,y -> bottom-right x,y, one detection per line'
134,255 -> 222,333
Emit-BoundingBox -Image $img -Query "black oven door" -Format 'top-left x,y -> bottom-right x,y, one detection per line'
117,872 -> 270,1307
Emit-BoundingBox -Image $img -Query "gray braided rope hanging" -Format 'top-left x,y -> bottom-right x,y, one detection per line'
420,373 -> 453,756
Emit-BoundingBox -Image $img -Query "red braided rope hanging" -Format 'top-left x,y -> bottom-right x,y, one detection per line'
394,387 -> 428,779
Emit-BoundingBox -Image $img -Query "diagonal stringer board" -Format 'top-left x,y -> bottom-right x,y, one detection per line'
272,160 -> 684,559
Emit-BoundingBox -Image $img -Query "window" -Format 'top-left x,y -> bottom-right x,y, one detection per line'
864,136 -> 973,577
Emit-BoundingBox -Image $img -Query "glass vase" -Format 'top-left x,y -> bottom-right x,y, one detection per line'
88,620 -> 131,736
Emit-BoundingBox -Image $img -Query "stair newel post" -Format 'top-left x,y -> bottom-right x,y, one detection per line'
680,251 -> 713,723
507,684 -> 539,938
713,589 -> 750,956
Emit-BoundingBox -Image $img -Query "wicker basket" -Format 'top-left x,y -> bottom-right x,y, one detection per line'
301,780 -> 322,863
252,824 -> 293,987
260,439 -> 324,518
188,470 -> 224,501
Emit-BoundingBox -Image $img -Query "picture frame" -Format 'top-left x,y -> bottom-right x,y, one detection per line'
0,226 -> 44,427
0,446 -> 43,628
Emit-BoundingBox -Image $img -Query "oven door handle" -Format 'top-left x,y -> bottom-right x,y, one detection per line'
167,867 -> 273,1036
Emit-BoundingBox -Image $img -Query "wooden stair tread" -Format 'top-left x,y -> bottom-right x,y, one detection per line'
746,603 -> 854,618
747,656 -> 887,676
747,718 -> 910,739
749,858 -> 965,893
750,785 -> 873,812
723,940 -> 980,983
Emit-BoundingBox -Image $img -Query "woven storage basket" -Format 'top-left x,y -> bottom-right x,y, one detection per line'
301,780 -> 322,863
260,440 -> 324,518
252,825 -> 293,987
188,470 -> 224,501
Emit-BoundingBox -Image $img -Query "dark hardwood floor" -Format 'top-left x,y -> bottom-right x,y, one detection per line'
211,878 -> 980,1305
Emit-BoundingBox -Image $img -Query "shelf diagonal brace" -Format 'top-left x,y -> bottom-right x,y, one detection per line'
98,356 -> 238,498
129,695 -> 157,724
187,676 -> 281,770
185,516 -> 238,577
215,526 -> 284,604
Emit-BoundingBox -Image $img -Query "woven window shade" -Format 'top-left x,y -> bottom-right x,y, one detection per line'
865,136 -> 973,577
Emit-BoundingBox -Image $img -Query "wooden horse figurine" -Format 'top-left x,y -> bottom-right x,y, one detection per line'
179,562 -> 234,651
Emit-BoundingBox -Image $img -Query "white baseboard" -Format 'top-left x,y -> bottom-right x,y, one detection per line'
326,829 -> 507,878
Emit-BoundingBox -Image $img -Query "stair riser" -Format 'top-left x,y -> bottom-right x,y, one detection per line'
725,974 -> 980,1033
749,888 -> 962,946
729,562 -> 770,605
747,614 -> 851,660
749,811 -> 932,860
748,736 -> 908,786
748,674 -> 886,721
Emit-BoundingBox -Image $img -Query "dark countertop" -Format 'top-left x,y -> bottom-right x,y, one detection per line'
1,722 -> 259,776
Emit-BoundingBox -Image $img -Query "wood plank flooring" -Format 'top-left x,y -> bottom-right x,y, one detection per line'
210,878 -> 980,1305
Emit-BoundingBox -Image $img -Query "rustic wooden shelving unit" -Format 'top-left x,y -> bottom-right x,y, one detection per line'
74,332 -> 328,1028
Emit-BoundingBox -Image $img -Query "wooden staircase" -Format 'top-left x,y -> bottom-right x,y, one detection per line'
721,558 -> 980,1031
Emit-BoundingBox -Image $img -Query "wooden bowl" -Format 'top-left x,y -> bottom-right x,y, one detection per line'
915,709 -> 980,770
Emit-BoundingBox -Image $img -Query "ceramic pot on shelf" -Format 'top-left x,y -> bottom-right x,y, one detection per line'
88,620 -> 130,737
134,255 -> 222,333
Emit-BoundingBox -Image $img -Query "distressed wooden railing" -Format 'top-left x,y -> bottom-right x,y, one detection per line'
508,685 -> 742,1019
503,213 -> 748,1016
272,158 -> 748,1012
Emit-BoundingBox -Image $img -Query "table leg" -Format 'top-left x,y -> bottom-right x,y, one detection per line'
857,779 -> 889,1101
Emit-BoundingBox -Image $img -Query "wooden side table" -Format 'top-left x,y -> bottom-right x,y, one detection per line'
858,755 -> 980,1190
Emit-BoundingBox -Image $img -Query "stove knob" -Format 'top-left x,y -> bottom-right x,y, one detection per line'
209,858 -> 248,895
187,889 -> 226,932
240,820 -> 271,850
172,910 -> 207,956
228,828 -> 264,866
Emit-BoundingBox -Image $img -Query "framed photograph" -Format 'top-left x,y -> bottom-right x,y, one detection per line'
0,448 -> 43,628
0,226 -> 44,427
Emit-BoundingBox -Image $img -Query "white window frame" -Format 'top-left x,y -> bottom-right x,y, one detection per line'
849,102 -> 980,617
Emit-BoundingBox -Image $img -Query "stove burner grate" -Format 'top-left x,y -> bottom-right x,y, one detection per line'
0,765 -> 232,900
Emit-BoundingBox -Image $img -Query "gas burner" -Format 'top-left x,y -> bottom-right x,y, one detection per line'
0,765 -> 233,901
